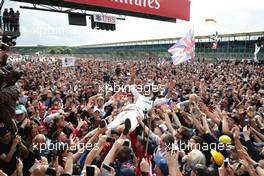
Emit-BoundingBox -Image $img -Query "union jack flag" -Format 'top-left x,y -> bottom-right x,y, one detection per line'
253,43 -> 262,62
211,32 -> 219,49
212,42 -> 218,49
168,29 -> 195,65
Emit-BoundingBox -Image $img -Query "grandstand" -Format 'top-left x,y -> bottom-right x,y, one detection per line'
12,31 -> 264,60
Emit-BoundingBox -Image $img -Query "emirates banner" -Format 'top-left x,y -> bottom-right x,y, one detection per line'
64,0 -> 190,21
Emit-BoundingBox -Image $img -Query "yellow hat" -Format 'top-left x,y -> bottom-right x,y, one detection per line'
211,150 -> 225,166
219,135 -> 232,144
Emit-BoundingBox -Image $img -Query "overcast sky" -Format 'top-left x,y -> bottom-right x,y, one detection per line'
4,0 -> 264,46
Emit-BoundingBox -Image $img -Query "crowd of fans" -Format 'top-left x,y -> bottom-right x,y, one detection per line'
1,8 -> 20,32
0,52 -> 263,176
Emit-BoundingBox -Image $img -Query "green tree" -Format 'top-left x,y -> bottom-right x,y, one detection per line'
49,49 -> 56,54
64,48 -> 72,54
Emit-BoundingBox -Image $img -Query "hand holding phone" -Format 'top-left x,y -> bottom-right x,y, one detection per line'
123,140 -> 130,147
86,166 -> 95,176
102,164 -> 112,172
244,118 -> 250,126
106,137 -> 115,143
100,119 -> 107,128
224,158 -> 229,168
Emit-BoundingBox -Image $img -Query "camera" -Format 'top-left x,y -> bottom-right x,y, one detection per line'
0,43 -> 9,51
1,35 -> 17,47
0,53 -> 23,87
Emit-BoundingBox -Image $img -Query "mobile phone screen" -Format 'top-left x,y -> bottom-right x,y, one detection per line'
123,140 -> 130,147
102,164 -> 112,172
100,120 -> 106,128
224,158 -> 229,168
86,166 -> 95,176
244,118 -> 250,126
106,137 -> 115,143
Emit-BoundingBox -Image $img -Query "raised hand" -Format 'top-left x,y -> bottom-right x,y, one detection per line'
130,67 -> 137,78
140,158 -> 150,173
114,138 -> 125,147
167,80 -> 176,91
12,135 -> 21,146
171,103 -> 182,113
21,118 -> 31,128
198,101 -> 208,113
166,150 -> 179,167
242,125 -> 251,140
98,135 -> 107,147
16,158 -> 23,173
136,116 -> 143,123
232,126 -> 240,140
192,117 -> 205,134
0,170 -> 7,176
161,105 -> 171,114
77,119 -> 85,129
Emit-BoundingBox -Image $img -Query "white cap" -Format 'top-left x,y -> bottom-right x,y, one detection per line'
93,107 -> 101,113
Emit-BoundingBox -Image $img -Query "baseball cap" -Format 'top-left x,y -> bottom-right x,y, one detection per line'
93,107 -> 101,113
154,155 -> 169,176
0,124 -> 9,136
16,103 -> 27,112
219,135 -> 232,144
16,109 -> 24,115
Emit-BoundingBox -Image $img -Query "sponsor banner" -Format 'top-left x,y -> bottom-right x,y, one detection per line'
61,57 -> 76,67
64,0 -> 190,20
93,14 -> 116,24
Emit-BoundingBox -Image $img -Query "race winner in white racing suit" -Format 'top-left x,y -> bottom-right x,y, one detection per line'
107,81 -> 175,132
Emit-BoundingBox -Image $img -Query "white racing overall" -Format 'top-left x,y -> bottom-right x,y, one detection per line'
107,85 -> 169,131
